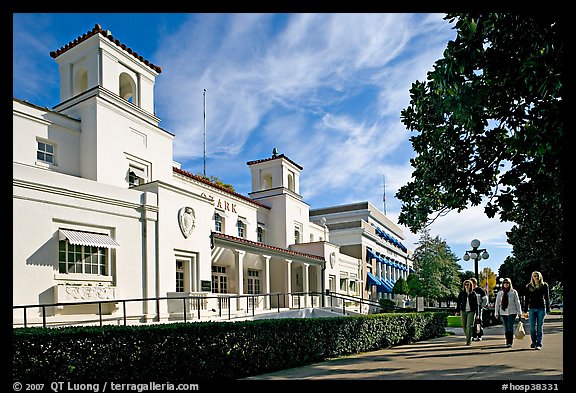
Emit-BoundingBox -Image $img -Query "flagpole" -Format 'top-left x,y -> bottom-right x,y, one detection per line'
203,89 -> 207,177
382,174 -> 386,215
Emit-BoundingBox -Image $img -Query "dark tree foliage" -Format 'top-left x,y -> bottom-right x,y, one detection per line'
396,13 -> 564,286
411,229 -> 461,305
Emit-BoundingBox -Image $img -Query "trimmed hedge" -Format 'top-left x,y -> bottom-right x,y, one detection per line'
13,311 -> 447,381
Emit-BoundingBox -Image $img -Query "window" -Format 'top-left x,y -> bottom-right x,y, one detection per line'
287,172 -> 294,191
59,240 -> 107,275
37,140 -> 55,164
247,270 -> 261,295
262,174 -> 273,190
215,213 -> 223,233
119,72 -> 137,104
237,219 -> 245,238
328,275 -> 336,293
128,165 -> 147,187
257,226 -> 264,242
294,229 -> 301,244
340,276 -> 348,291
176,261 -> 185,292
211,265 -> 227,293
350,279 -> 357,294
73,68 -> 89,96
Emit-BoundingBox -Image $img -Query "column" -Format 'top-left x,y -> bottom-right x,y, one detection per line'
263,255 -> 271,309
316,263 -> 323,307
302,263 -> 310,307
285,259 -> 292,308
235,250 -> 246,310
142,191 -> 159,320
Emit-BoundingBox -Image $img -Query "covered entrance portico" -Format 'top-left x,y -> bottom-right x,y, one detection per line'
211,232 -> 325,312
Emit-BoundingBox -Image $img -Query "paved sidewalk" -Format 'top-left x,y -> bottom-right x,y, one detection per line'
243,314 -> 563,381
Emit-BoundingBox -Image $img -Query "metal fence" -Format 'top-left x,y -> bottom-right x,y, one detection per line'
13,291 -> 383,328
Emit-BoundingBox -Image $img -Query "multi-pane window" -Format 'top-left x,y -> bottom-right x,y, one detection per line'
237,220 -> 245,238
257,226 -> 264,242
176,261 -> 184,292
37,141 -> 55,164
58,240 -> 107,275
211,265 -> 227,293
215,214 -> 223,233
247,270 -> 261,294
350,280 -> 357,294
340,276 -> 348,291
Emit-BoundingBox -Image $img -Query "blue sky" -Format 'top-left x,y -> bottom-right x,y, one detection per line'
12,13 -> 514,276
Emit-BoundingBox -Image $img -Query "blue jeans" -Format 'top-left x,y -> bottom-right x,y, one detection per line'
529,308 -> 546,347
501,314 -> 517,334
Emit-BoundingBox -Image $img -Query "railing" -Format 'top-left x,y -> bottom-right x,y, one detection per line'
13,291 -> 384,328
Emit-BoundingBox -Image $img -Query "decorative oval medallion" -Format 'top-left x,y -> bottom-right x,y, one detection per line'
178,207 -> 196,238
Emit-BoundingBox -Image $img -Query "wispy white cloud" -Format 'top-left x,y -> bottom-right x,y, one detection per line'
13,13 -> 513,272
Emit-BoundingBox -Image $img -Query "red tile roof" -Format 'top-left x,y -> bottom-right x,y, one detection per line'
173,167 -> 270,209
246,153 -> 303,170
50,24 -> 162,74
212,232 -> 325,262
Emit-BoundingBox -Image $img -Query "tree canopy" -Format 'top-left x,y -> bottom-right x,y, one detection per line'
409,229 -> 461,305
396,13 -> 564,286
195,173 -> 235,192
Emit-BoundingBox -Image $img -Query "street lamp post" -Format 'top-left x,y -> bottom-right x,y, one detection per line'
463,239 -> 489,282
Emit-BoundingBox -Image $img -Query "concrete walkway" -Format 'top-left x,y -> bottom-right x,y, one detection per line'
243,314 -> 563,381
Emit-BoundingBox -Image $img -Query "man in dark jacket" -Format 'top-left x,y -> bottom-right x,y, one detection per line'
470,277 -> 487,341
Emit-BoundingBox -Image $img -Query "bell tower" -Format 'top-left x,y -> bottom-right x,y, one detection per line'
247,148 -> 302,197
47,24 -> 174,186
247,149 -> 308,248
50,24 -> 162,115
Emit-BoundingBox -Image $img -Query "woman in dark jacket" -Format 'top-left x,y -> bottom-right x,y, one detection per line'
523,271 -> 551,350
456,279 -> 480,346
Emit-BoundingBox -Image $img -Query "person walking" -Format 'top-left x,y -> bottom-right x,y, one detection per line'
494,277 -> 523,348
456,279 -> 480,346
523,271 -> 551,350
470,277 -> 487,341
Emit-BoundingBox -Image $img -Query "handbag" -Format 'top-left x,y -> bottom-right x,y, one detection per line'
514,320 -> 526,339
474,318 -> 483,336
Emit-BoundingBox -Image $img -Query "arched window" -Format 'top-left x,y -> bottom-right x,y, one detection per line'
73,68 -> 89,96
287,173 -> 294,191
119,72 -> 137,104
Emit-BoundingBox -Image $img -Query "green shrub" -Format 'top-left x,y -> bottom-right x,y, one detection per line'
13,312 -> 448,381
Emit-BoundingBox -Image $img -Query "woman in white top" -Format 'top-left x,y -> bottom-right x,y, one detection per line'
494,277 -> 523,347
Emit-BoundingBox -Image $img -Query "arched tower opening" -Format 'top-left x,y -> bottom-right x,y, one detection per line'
73,68 -> 89,96
262,173 -> 273,190
287,173 -> 294,192
119,72 -> 137,104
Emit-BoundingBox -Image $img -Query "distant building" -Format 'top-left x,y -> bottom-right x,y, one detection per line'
13,24 -> 412,326
310,202 -> 413,304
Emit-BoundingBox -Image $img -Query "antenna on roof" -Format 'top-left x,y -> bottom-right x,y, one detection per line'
383,174 -> 387,215
203,89 -> 207,177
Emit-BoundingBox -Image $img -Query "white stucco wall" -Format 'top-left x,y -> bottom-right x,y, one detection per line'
13,163 -> 155,310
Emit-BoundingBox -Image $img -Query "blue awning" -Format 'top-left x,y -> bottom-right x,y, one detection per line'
366,271 -> 382,287
382,279 -> 395,292
366,272 -> 389,293
366,248 -> 377,260
380,278 -> 393,293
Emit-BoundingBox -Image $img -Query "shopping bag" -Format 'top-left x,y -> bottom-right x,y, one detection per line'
514,320 -> 526,339
474,318 -> 483,336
